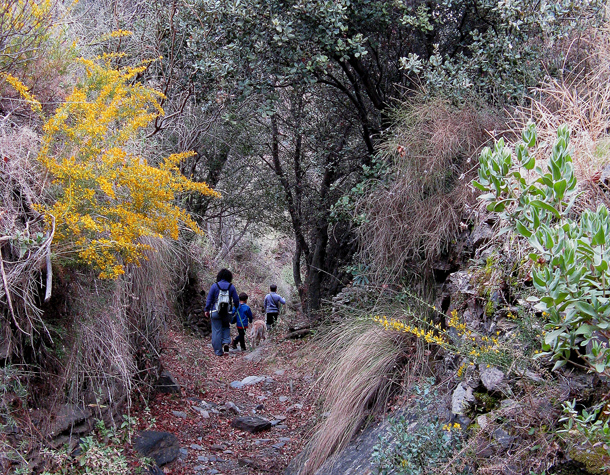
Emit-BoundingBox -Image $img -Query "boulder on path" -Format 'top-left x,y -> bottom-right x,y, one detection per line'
134,430 -> 180,466
239,457 -> 271,471
156,371 -> 181,394
231,416 -> 272,433
145,464 -> 165,475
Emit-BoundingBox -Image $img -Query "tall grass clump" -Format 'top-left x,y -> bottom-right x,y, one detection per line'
298,315 -> 413,474
0,125 -> 51,361
357,95 -> 501,282
512,9 -> 610,208
53,236 -> 184,421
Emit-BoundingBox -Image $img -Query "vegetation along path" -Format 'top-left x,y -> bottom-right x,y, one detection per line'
136,324 -> 317,475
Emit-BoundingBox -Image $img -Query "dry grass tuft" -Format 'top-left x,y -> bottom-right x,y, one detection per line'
358,95 -> 502,281
60,277 -> 135,416
0,123 -> 50,358
49,236 -> 181,427
513,16 -> 610,210
298,316 -> 412,474
125,236 -> 182,398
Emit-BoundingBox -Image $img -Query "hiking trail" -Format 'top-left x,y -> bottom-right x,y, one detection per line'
134,324 -> 317,475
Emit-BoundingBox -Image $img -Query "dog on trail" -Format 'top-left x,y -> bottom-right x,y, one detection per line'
249,319 -> 267,348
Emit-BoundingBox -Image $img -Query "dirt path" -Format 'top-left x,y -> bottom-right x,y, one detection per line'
136,325 -> 317,475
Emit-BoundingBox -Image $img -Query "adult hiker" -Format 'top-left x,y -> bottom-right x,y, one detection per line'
205,268 -> 239,356
263,284 -> 286,328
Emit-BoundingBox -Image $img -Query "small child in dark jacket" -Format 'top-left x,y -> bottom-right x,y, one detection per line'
231,292 -> 253,350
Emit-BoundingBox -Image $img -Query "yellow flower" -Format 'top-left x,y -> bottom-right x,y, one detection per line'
1,73 -> 42,112
37,57 -> 219,278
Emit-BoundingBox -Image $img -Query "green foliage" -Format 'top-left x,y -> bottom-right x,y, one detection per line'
559,400 -> 610,473
9,230 -> 46,259
475,124 -> 610,373
41,418 -> 148,475
0,365 -> 28,430
345,263 -> 370,286
372,378 -> 468,475
330,159 -> 387,225
403,0 -> 603,104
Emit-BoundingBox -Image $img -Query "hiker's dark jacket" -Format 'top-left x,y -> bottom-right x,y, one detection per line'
205,280 -> 239,313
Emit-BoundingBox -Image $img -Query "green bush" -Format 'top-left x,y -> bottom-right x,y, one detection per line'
474,124 -> 610,373
0,365 -> 28,430
372,379 -> 469,475
40,418 -> 149,475
558,400 -> 610,473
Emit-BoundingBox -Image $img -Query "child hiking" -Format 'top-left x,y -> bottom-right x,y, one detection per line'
263,284 -> 286,328
205,268 -> 239,356
231,292 -> 253,350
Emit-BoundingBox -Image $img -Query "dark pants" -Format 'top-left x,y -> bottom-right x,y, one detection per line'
266,312 -> 278,327
232,328 -> 246,350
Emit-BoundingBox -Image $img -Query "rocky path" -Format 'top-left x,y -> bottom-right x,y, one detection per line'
135,326 -> 318,475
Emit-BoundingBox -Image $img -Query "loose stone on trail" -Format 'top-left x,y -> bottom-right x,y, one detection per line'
230,375 -> 267,388
156,370 -> 181,394
134,430 -> 181,467
230,416 -> 272,433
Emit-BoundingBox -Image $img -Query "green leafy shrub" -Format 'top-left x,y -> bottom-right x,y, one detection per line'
401,0 -> 603,105
372,378 -> 469,475
40,418 -> 149,475
0,365 -> 28,430
474,123 -> 610,373
558,400 -> 610,473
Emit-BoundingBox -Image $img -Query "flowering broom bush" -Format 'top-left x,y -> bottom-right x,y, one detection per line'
33,57 -> 219,278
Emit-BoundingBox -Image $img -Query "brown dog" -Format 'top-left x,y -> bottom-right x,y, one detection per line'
249,319 -> 267,348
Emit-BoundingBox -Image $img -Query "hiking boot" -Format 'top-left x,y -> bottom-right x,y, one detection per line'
224,344 -> 230,353
231,343 -> 237,350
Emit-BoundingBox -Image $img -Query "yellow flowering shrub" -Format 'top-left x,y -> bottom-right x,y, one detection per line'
373,307 -> 503,370
36,57 -> 219,278
1,0 -> 54,70
0,72 -> 42,111
1,0 -> 77,101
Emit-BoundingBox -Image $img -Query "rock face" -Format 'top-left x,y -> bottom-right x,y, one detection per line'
451,382 -> 475,415
469,222 -> 493,249
480,365 -> 505,392
50,404 -> 92,436
156,370 -> 181,394
134,430 -> 181,466
179,273 -> 211,337
230,416 -> 272,433
285,418 -> 391,475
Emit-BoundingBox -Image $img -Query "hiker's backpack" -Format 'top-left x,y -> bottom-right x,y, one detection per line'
216,285 -> 231,318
